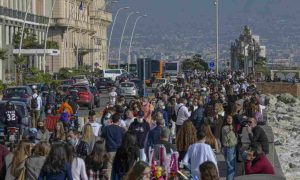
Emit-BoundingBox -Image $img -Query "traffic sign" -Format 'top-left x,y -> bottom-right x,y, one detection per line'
209,62 -> 215,68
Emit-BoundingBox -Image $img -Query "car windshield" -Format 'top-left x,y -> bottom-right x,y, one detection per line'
120,83 -> 134,88
75,87 -> 88,92
99,78 -> 108,82
90,87 -> 97,93
5,88 -> 27,96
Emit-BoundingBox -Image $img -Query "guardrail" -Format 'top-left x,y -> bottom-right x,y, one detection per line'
0,6 -> 49,24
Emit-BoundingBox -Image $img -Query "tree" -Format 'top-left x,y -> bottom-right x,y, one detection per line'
182,54 -> 208,71
0,49 -> 7,61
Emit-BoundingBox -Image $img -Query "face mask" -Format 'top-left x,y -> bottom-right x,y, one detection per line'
106,113 -> 111,119
56,125 -> 61,130
69,139 -> 77,146
162,106 -> 165,109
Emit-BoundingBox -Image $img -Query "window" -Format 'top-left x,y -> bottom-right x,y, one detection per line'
120,83 -> 134,88
105,70 -> 121,74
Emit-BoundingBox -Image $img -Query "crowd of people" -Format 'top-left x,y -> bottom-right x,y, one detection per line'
0,70 -> 276,180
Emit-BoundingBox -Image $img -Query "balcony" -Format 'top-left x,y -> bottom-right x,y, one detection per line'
0,6 -> 49,24
90,11 -> 112,23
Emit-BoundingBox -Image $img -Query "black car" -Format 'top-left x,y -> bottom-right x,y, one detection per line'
95,78 -> 114,92
89,86 -> 101,108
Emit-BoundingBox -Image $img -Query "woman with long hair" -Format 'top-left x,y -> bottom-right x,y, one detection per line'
85,140 -> 109,179
50,122 -> 66,143
112,132 -> 140,179
76,124 -> 96,158
221,115 -> 238,180
202,123 -> 219,153
38,143 -> 72,180
125,161 -> 151,180
26,142 -> 50,180
5,141 -> 32,180
65,143 -> 88,180
176,120 -> 197,161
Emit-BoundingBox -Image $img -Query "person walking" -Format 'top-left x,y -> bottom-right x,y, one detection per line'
101,113 -> 126,179
175,98 -> 191,133
221,115 -> 238,180
183,131 -> 218,179
30,89 -> 43,128
25,142 -> 50,180
38,143 -> 73,180
65,143 -> 88,180
85,140 -> 110,179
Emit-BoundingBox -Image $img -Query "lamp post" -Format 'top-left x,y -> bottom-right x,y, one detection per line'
214,0 -> 219,75
118,11 -> 139,69
18,0 -> 32,57
43,0 -> 57,73
128,14 -> 147,72
107,6 -> 130,65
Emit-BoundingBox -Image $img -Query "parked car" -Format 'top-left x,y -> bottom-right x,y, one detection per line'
56,85 -> 71,96
73,75 -> 89,85
115,73 -> 133,85
130,78 -> 144,96
61,79 -> 75,86
72,85 -> 94,110
95,77 -> 114,92
117,82 -> 138,97
0,101 -> 31,130
2,86 -> 33,105
89,86 -> 101,108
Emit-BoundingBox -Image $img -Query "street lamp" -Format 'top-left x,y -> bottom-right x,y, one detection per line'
118,11 -> 140,69
128,14 -> 147,71
107,6 -> 130,65
43,0 -> 57,73
213,0 -> 219,75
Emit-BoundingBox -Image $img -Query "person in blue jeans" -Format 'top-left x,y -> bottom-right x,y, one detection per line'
38,143 -> 73,180
221,115 -> 238,180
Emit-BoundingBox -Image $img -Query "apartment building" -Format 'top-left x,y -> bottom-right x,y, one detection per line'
48,0 -> 112,73
0,0 -> 51,82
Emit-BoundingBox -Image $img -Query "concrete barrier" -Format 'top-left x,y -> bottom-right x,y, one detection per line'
240,125 -> 284,177
235,174 -> 286,180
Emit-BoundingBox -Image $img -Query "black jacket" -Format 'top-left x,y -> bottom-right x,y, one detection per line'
128,119 -> 150,149
249,126 -> 269,154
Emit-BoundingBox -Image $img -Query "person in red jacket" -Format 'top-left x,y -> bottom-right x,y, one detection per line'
245,143 -> 275,175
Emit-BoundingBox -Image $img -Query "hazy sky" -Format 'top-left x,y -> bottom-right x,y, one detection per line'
109,0 -> 300,33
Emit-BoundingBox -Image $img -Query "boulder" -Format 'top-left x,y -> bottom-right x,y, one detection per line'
278,93 -> 297,104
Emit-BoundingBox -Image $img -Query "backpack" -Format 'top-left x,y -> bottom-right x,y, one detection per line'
31,96 -> 39,109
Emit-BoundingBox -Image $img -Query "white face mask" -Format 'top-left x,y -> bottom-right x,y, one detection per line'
219,111 -> 225,117
137,117 -> 143,123
162,106 -> 165,109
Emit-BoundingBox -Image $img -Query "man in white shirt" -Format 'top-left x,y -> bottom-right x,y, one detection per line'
109,88 -> 117,105
175,98 -> 191,133
88,110 -> 102,137
183,131 -> 218,179
30,89 -> 43,128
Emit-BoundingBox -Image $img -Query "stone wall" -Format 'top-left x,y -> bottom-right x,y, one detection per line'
256,82 -> 300,97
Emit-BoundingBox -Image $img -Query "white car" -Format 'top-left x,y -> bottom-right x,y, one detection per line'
73,75 -> 89,85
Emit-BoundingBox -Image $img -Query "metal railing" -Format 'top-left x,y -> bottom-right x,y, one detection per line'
0,6 -> 48,24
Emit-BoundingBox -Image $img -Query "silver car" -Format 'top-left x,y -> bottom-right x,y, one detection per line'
117,82 -> 138,97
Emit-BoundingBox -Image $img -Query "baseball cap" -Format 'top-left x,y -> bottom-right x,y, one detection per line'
137,110 -> 144,117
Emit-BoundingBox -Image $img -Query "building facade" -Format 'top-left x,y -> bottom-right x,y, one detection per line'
48,0 -> 112,73
0,0 -> 51,83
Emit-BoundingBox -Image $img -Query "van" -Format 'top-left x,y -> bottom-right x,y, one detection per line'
102,69 -> 126,81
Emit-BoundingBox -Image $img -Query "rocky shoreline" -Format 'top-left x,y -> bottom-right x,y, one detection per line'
262,93 -> 300,180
